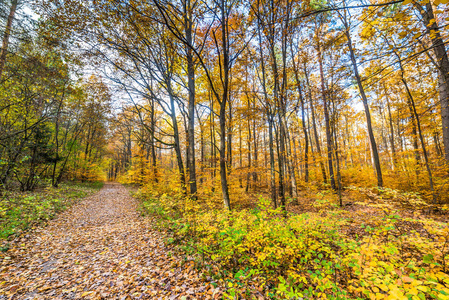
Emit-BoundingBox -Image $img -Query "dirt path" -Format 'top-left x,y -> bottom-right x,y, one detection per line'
0,183 -> 220,299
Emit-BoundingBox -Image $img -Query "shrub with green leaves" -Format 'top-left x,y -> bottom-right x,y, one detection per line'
137,185 -> 449,299
0,182 -> 103,241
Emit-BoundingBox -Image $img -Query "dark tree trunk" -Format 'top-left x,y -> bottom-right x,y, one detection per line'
219,0 -> 231,210
168,81 -> 187,194
0,0 -> 18,80
397,52 -> 437,203
150,97 -> 158,183
291,49 -> 309,182
304,65 -> 327,182
385,89 -> 397,169
343,22 -> 383,187
316,35 -> 336,190
415,1 -> 449,163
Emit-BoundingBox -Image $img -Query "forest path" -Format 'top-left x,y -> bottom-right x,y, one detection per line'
0,183 -> 218,299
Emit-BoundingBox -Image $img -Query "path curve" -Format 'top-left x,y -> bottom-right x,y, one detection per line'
0,183 -> 220,299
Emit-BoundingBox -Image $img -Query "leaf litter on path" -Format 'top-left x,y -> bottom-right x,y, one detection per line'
0,183 -> 222,299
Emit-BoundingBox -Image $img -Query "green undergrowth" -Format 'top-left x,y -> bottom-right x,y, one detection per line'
0,181 -> 103,243
135,184 -> 449,300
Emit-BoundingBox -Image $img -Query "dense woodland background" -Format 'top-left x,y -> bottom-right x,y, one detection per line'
1,0 -> 449,298
2,0 -> 449,206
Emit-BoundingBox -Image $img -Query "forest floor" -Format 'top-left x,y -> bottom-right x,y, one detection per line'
0,183 -> 220,299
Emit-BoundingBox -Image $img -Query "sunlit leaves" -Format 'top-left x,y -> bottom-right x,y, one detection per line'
135,182 -> 449,299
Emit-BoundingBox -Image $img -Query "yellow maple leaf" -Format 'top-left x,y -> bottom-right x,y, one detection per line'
81,291 -> 94,297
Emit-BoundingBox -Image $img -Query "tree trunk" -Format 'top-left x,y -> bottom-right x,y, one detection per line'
200,120 -> 204,185
168,80 -> 187,193
227,100 -> 233,175
185,1 -> 197,198
279,0 -> 297,201
256,5 -> 276,207
304,65 -> 327,182
219,0 -> 231,210
344,23 -> 383,187
239,123 -> 243,188
292,52 -> 309,182
385,89 -> 397,170
246,102 -> 252,192
397,53 -> 437,203
268,117 -> 277,208
415,1 -> 449,163
316,33 -> 336,190
150,96 -> 158,183
253,112 -> 258,183
210,94 -> 217,193
0,0 -> 18,80
331,98 -> 343,206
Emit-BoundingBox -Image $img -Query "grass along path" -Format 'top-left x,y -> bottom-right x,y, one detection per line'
0,183 -> 219,299
0,182 -> 103,243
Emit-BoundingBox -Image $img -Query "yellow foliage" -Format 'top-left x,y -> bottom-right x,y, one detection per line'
136,184 -> 449,299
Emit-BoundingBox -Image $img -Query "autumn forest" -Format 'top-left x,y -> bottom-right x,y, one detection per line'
1,0 -> 449,299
